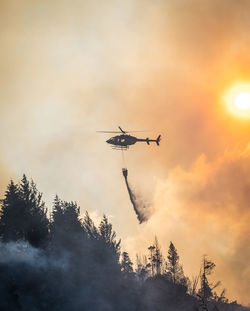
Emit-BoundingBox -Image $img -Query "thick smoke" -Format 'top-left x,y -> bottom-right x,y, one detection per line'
0,241 -> 44,265
0,240 -> 129,311
0,240 -> 237,311
0,241 -> 69,268
122,168 -> 152,223
0,242 -> 71,311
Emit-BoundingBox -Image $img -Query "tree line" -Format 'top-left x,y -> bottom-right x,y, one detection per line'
0,175 -> 248,311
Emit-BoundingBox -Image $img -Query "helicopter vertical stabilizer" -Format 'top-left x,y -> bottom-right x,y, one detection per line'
156,135 -> 161,146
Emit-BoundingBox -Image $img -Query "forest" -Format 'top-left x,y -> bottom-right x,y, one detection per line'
0,175 -> 249,311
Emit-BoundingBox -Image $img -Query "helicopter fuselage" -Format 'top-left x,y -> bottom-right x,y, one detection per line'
106,134 -> 137,147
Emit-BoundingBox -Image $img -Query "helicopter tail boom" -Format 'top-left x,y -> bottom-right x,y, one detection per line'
137,135 -> 161,145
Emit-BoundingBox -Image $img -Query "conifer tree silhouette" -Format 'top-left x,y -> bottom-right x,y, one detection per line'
50,196 -> 83,252
98,215 -> 121,256
0,176 -> 49,247
0,180 -> 25,242
121,251 -> 134,277
166,241 -> 187,285
19,175 -> 49,247
148,237 -> 163,276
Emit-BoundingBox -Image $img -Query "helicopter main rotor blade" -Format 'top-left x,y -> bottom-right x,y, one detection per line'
96,130 -> 149,133
96,131 -> 122,133
125,130 -> 149,133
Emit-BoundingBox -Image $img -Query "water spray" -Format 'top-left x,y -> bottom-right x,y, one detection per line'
122,168 -> 150,224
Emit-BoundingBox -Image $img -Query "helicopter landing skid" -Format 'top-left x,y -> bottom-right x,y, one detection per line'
111,145 -> 129,150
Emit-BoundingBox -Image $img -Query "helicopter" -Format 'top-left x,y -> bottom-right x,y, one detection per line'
97,126 -> 161,150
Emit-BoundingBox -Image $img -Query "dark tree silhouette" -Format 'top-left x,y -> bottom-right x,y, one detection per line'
0,176 -> 49,247
153,237 -> 163,275
147,236 -> 163,276
50,195 -> 64,232
198,256 -> 221,309
50,196 -> 84,252
0,180 -> 25,242
98,215 -> 121,257
136,254 -> 150,282
19,175 -> 49,247
166,241 -> 187,286
148,244 -> 155,275
121,251 -> 134,277
199,257 -> 215,302
82,211 -> 99,239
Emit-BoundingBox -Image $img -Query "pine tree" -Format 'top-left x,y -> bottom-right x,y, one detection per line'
121,251 -> 134,277
154,237 -> 163,275
98,215 -> 121,257
19,175 -> 49,247
0,176 -> 49,247
50,195 -> 64,233
148,245 -> 156,275
62,201 -> 82,233
148,237 -> 163,276
136,254 -> 150,282
50,196 -> 83,251
0,180 -> 25,242
51,196 -> 82,233
166,241 -> 186,285
198,256 -> 221,309
81,215 -> 121,272
82,211 -> 98,239
200,257 -> 215,301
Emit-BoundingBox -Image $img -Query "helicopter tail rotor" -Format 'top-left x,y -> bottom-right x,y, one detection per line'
156,135 -> 161,146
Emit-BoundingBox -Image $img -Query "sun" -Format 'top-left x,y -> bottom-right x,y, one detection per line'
223,82 -> 250,118
234,92 -> 250,111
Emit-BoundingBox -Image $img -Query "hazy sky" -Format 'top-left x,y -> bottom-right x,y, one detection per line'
1,0 -> 250,305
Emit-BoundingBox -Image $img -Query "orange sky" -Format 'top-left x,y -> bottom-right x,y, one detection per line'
0,0 -> 250,305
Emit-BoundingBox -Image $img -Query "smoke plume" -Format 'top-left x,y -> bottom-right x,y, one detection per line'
0,239 -> 127,311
